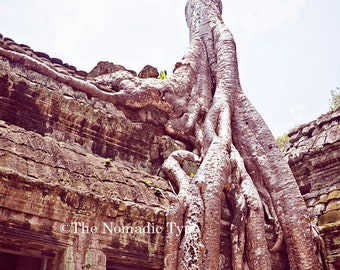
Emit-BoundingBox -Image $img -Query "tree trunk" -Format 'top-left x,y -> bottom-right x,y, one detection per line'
162,0 -> 321,268
0,0 -> 324,269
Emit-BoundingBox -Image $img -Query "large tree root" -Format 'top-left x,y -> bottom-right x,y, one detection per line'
161,0 -> 321,269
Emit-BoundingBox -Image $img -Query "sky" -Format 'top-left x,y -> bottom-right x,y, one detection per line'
0,0 -> 339,137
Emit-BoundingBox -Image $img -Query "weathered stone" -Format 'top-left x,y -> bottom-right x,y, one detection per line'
0,54 -> 169,175
285,107 -> 340,268
138,65 -> 159,78
0,121 -> 172,268
88,61 -> 137,77
0,34 -> 175,269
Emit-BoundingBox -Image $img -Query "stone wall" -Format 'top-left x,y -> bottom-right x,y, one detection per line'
0,34 -> 178,269
285,107 -> 340,270
0,34 -> 175,175
0,115 -> 171,269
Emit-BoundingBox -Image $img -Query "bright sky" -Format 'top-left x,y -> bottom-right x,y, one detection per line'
1,0 -> 339,137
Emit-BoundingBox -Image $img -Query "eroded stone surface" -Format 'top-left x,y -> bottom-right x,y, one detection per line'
88,61 -> 137,78
0,120 -> 173,269
138,65 -> 159,79
285,107 -> 340,269
0,34 -> 177,269
0,52 -> 171,175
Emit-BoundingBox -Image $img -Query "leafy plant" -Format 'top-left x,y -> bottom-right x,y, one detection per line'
329,87 -> 340,111
276,133 -> 289,151
144,179 -> 153,186
103,157 -> 113,168
158,70 -> 168,80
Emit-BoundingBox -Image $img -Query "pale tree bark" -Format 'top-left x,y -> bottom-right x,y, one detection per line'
162,0 -> 322,269
161,0 -> 320,269
0,0 -> 325,269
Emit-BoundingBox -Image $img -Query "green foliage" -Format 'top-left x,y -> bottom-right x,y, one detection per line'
144,179 -> 153,186
275,86 -> 340,151
103,157 -> 113,168
104,157 -> 112,163
275,133 -> 289,151
274,87 -> 340,152
329,87 -> 340,111
158,70 -> 168,80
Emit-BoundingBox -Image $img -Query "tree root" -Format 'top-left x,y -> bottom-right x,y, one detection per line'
270,229 -> 284,253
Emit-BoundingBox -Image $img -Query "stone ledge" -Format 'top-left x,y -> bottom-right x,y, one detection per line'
0,55 -> 169,174
285,107 -> 340,268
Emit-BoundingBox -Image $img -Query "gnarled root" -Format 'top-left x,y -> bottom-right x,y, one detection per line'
230,145 -> 272,270
312,225 -> 330,270
162,150 -> 202,270
227,183 -> 246,270
270,228 -> 284,253
261,197 -> 283,252
178,183 -> 205,270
